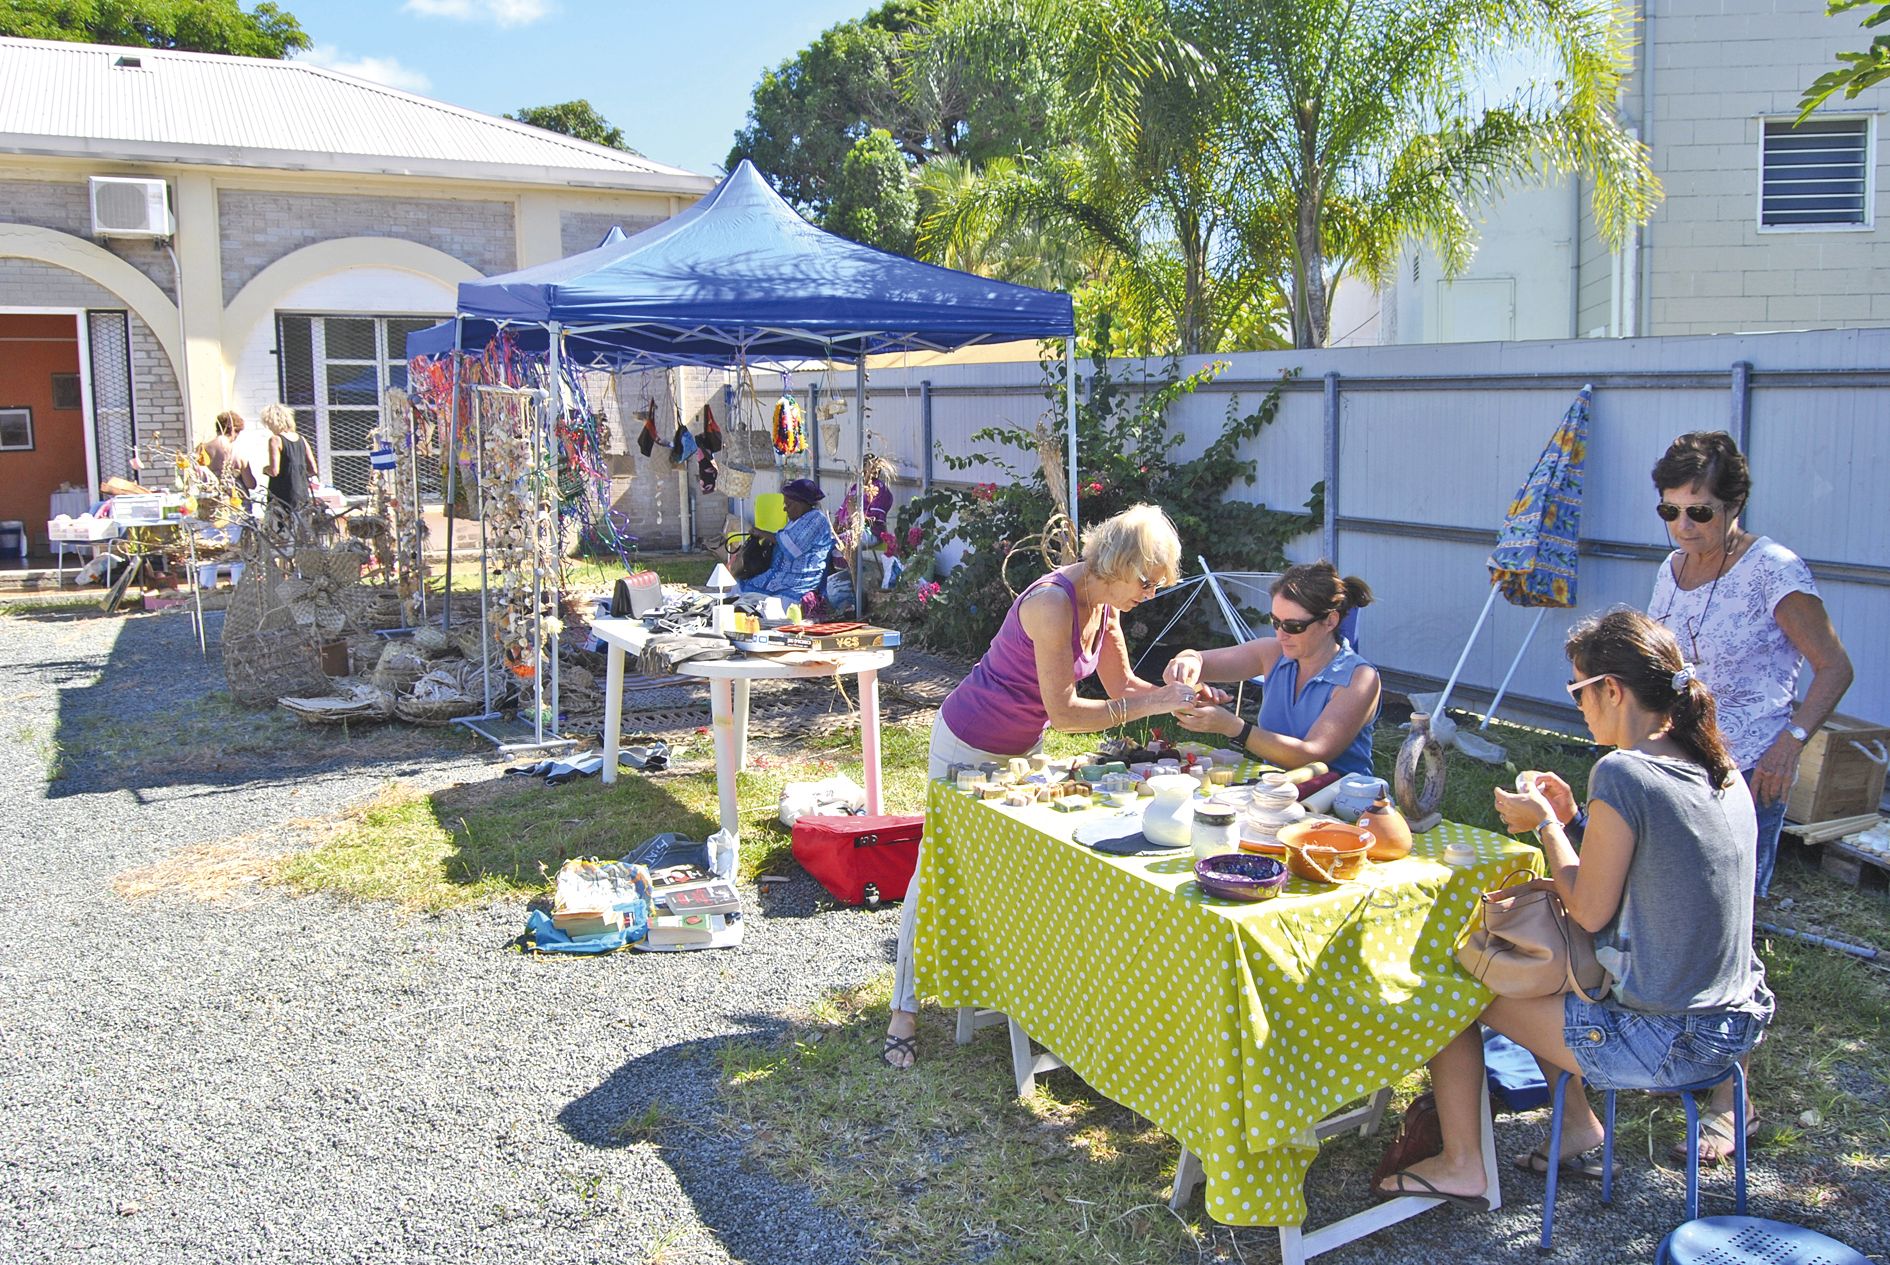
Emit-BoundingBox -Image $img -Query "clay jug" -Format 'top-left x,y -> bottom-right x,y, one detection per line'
1394,712 -> 1448,823
1357,796 -> 1413,861
1142,773 -> 1198,847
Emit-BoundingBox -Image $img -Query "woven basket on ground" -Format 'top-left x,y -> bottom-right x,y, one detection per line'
396,659 -> 485,726
370,641 -> 430,695
278,681 -> 395,725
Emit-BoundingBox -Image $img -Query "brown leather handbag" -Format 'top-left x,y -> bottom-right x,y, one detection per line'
1456,871 -> 1609,1002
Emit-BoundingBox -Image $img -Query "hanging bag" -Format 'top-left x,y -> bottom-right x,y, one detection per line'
700,403 -> 724,453
1456,870 -> 1609,1001
671,424 -> 699,465
636,403 -> 659,458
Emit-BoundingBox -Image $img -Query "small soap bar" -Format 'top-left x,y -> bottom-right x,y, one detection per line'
1028,753 -> 1052,773
979,784 -> 1007,801
1208,768 -> 1236,786
1078,761 -> 1129,784
1050,794 -> 1093,812
1008,757 -> 1031,779
1002,789 -> 1035,808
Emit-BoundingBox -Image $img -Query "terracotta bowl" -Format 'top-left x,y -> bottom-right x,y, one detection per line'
1276,818 -> 1374,883
1194,853 -> 1289,902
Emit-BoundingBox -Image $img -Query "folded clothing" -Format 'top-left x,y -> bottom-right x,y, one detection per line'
639,634 -> 737,676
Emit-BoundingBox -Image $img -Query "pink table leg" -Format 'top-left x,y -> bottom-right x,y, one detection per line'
860,667 -> 883,815
709,676 -> 740,841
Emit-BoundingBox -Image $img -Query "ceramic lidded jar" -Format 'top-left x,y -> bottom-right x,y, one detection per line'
1331,773 -> 1391,821
1141,773 -> 1199,847
1240,776 -> 1306,849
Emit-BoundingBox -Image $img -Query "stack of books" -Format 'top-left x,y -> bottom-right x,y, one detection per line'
638,876 -> 744,952
551,906 -> 630,939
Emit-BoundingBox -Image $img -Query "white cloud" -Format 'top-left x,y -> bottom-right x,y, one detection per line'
403,0 -> 553,25
300,44 -> 432,93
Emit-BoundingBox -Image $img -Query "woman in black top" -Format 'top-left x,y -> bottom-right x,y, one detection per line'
260,402 -> 316,523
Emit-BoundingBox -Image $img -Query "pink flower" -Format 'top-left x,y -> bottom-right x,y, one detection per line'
973,483 -> 996,502
905,525 -> 922,548
1086,481 -> 1104,495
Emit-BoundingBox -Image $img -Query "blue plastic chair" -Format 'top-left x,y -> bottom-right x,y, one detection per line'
1539,1063 -> 1747,1252
1657,1216 -> 1870,1265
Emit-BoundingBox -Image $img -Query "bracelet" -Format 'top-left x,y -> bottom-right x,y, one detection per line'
1235,719 -> 1255,751
1534,818 -> 1563,845
1109,696 -> 1128,726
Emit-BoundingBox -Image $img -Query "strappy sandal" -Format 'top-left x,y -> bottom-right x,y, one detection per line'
880,1034 -> 917,1070
1670,1108 -> 1757,1166
1374,1168 -> 1491,1212
1515,1146 -> 1610,1180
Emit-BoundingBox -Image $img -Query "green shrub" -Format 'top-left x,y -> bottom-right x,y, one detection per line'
886,317 -> 1319,660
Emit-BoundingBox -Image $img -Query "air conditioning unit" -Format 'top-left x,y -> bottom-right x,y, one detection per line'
89,177 -> 173,239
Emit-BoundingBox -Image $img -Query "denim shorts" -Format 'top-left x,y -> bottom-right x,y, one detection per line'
1563,993 -> 1766,1091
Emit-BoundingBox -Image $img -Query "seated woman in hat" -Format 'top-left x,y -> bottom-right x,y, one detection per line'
739,478 -> 838,607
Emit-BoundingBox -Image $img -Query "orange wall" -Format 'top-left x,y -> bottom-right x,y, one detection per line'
0,313 -> 86,549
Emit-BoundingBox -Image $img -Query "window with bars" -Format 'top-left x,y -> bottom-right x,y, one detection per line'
1760,116 -> 1872,229
276,313 -> 443,496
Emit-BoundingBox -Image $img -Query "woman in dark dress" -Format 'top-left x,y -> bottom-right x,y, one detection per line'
260,403 -> 316,525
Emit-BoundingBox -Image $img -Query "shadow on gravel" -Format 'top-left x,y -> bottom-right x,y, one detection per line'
557,1014 -> 874,1264
45,606 -> 481,803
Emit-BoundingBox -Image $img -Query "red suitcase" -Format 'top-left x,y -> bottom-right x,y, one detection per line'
790,814 -> 924,906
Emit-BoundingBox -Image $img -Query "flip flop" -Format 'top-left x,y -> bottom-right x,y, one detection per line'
1374,1168 -> 1491,1212
1516,1146 -> 1610,1180
1670,1108 -> 1757,1166
880,1034 -> 917,1070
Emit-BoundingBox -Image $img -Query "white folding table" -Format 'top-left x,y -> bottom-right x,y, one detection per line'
588,615 -> 891,843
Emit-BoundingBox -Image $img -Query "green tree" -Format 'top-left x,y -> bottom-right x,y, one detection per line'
1191,0 -> 1660,348
1799,0 -> 1890,120
828,129 -> 919,254
0,0 -> 309,56
505,99 -> 641,154
913,0 -> 1282,356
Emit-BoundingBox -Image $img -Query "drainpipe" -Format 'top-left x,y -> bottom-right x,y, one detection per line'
1637,2 -> 1656,336
1568,172 -> 1583,338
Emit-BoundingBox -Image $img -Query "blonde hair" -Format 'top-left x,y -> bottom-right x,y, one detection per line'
1081,503 -> 1181,588
259,403 -> 297,436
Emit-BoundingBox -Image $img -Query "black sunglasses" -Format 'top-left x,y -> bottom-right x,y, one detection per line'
1657,501 -> 1722,524
1268,612 -> 1325,636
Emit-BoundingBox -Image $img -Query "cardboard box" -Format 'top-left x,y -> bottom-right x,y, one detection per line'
1788,713 -> 1890,824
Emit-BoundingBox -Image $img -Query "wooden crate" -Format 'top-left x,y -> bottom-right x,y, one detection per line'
1787,713 -> 1890,825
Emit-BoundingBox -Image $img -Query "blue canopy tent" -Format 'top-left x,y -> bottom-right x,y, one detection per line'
407,159 -> 1079,594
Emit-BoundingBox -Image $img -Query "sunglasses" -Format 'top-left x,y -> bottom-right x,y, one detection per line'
1269,612 -> 1325,636
1566,672 -> 1613,701
1656,501 -> 1723,524
1135,574 -> 1163,593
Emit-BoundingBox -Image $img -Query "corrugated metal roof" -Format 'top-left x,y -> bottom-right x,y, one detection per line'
0,36 -> 714,192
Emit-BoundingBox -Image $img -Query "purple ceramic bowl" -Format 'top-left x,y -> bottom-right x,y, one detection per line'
1194,852 -> 1289,902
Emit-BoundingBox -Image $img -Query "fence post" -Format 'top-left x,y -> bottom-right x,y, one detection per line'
1730,360 -> 1752,529
1323,371 -> 1340,562
919,379 -> 933,495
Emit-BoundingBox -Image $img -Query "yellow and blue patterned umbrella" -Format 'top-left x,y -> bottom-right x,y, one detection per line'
1489,386 -> 1589,608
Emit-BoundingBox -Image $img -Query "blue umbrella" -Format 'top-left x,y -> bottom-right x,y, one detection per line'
1435,386 -> 1592,724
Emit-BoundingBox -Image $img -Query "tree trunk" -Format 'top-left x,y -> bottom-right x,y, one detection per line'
1295,186 -> 1329,348
1180,208 -> 1205,356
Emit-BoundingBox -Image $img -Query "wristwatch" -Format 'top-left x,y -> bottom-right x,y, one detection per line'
1783,723 -> 1810,744
1235,719 -> 1255,751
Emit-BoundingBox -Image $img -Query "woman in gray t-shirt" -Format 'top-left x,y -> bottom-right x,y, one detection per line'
1373,608 -> 1772,1210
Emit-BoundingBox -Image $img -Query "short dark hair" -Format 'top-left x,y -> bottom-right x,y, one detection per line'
1651,431 -> 1750,508
1271,561 -> 1373,641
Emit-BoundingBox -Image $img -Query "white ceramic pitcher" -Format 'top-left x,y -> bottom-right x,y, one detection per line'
1142,773 -> 1199,847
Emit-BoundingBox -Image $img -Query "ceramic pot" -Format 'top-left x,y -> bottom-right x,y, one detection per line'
1238,776 -> 1306,854
1331,773 -> 1390,821
1276,819 -> 1374,883
1357,796 -> 1413,862
1395,713 -> 1448,821
1141,773 -> 1199,847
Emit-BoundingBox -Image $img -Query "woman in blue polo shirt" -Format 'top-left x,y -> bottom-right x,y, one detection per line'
1165,561 -> 1379,775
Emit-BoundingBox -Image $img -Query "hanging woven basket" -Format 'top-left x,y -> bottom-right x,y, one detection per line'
720,465 -> 756,499
820,421 -> 842,453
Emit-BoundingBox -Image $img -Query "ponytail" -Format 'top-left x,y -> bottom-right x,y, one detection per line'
1273,562 -> 1374,642
1565,608 -> 1737,789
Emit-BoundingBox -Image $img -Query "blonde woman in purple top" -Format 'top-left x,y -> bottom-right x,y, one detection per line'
883,504 -> 1201,1069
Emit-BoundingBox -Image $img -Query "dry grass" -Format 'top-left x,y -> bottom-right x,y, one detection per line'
113,839 -> 280,903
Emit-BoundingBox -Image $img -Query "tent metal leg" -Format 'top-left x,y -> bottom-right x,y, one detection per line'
1482,607 -> 1547,728
1434,586 -> 1499,718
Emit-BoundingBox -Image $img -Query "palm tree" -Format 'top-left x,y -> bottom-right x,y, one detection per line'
910,0 -> 1286,355
1185,0 -> 1660,347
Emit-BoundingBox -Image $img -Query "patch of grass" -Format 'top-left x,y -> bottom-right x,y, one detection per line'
274,716 -> 940,911
16,723 -> 66,780
714,979 -> 1210,1265
438,552 -> 715,595
0,592 -> 102,617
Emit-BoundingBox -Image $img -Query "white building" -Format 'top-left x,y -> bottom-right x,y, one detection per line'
0,36 -> 714,552
1334,0 -> 1890,346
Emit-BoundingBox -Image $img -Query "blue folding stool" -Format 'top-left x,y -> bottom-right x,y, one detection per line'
1539,1063 -> 1747,1251
1657,1216 -> 1870,1265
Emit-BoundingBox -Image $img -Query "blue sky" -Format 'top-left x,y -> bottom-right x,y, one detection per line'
296,0 -> 877,175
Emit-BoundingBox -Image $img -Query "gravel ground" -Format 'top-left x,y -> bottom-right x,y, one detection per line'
0,606 -> 893,1265
2,605 -> 1883,1264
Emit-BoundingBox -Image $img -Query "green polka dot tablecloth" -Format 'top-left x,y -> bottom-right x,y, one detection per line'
912,781 -> 1543,1227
